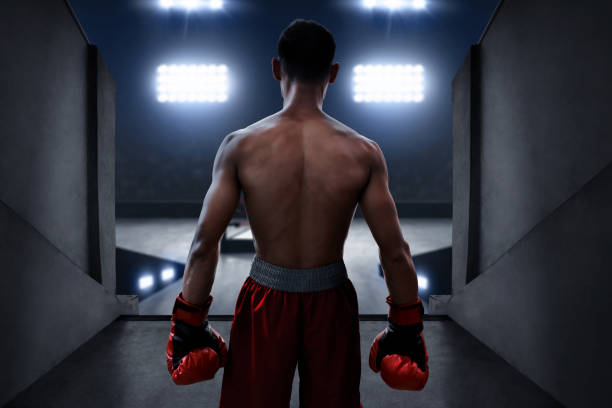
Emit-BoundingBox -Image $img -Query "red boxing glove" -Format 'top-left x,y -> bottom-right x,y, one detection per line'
369,296 -> 429,391
166,293 -> 227,385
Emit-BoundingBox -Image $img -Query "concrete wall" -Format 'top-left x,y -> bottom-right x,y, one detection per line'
92,49 -> 118,291
0,0 -> 127,404
451,47 -> 478,292
450,0 -> 612,406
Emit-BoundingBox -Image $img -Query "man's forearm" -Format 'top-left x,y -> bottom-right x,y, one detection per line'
379,242 -> 419,304
181,243 -> 220,307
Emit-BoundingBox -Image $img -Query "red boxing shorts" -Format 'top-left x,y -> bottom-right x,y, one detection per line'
219,256 -> 362,408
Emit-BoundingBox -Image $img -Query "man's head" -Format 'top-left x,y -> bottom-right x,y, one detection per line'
273,19 -> 339,87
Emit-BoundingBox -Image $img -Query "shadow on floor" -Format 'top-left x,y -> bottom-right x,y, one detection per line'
7,318 -> 562,408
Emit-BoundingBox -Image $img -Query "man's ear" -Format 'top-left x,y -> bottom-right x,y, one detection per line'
328,62 -> 340,84
272,57 -> 282,81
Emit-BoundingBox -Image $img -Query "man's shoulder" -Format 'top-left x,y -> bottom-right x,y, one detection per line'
323,114 -> 380,156
223,112 -> 379,159
218,114 -> 280,160
226,113 -> 280,142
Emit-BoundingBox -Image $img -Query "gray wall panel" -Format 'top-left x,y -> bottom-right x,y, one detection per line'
0,0 -> 90,271
450,163 -> 612,407
93,47 -> 116,293
0,1 -> 123,404
450,0 -> 612,406
451,51 -> 473,293
476,0 -> 612,271
0,202 -> 122,406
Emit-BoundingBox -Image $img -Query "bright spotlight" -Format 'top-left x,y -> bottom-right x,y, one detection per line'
184,0 -> 198,10
362,0 -> 426,10
417,275 -> 428,290
138,275 -> 154,290
161,268 -> 176,282
210,0 -> 223,9
160,0 -> 174,9
159,0 -> 223,11
352,64 -> 425,103
412,0 -> 426,9
387,0 -> 403,10
156,64 -> 229,103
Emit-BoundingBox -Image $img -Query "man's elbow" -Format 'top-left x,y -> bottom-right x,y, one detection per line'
189,239 -> 221,261
379,240 -> 412,265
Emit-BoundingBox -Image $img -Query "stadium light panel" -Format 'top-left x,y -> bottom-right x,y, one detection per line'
161,268 -> 176,282
156,64 -> 229,103
362,0 -> 427,10
159,0 -> 223,11
417,275 -> 429,290
412,0 -> 426,9
210,0 -> 223,9
138,275 -> 154,290
352,64 -> 425,103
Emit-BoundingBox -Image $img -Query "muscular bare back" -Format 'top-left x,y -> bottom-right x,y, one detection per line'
234,110 -> 372,268
183,75 -> 416,305
183,101 -> 415,305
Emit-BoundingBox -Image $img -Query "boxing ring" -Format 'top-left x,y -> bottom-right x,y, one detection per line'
115,217 -> 452,315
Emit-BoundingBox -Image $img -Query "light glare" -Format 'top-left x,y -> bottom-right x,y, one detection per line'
362,0 -> 426,10
161,268 -> 175,282
156,64 -> 229,103
417,275 -> 428,290
159,0 -> 223,10
138,275 -> 154,290
352,64 -> 425,104
412,0 -> 426,9
387,0 -> 402,10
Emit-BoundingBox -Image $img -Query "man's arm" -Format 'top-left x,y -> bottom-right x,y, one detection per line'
181,133 -> 242,307
358,141 -> 418,304
361,141 -> 429,391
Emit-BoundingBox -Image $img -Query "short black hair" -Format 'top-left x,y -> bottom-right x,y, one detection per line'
277,19 -> 336,82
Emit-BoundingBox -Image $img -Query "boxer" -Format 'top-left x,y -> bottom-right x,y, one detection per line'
166,19 -> 428,407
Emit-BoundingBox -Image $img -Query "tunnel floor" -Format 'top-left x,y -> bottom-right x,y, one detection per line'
7,317 -> 562,408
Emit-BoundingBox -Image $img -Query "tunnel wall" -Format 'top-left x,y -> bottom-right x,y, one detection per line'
450,0 -> 612,406
0,0 -> 125,404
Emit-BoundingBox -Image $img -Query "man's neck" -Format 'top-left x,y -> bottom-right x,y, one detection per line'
282,81 -> 326,114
